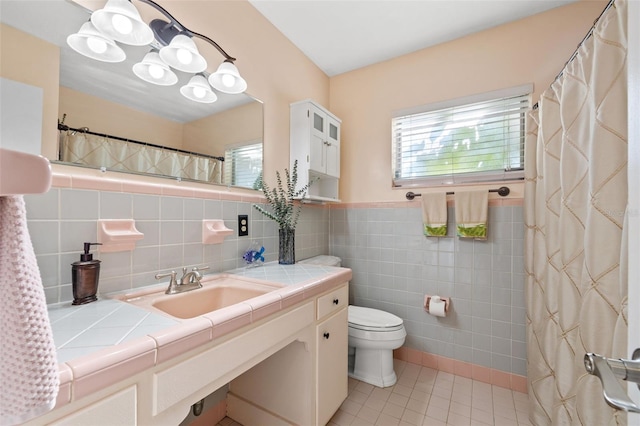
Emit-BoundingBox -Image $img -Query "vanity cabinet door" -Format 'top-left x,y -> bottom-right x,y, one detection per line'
316,307 -> 348,426
51,386 -> 137,425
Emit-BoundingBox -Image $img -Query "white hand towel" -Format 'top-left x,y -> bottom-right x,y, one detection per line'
0,196 -> 59,425
421,192 -> 448,237
455,190 -> 489,239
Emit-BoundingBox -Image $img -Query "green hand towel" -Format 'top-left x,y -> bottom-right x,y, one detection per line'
421,192 -> 448,237
455,190 -> 489,239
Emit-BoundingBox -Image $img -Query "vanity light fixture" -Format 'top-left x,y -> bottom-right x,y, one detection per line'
180,75 -> 218,103
67,0 -> 247,102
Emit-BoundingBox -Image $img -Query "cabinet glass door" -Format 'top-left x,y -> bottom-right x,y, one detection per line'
313,112 -> 324,133
310,108 -> 327,173
329,122 -> 338,142
325,117 -> 340,178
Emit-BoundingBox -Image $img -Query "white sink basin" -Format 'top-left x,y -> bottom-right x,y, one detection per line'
120,274 -> 284,319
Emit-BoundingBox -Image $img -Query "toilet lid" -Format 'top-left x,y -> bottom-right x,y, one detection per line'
348,305 -> 404,331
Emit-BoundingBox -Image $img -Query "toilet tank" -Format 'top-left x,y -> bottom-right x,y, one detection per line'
298,255 -> 341,267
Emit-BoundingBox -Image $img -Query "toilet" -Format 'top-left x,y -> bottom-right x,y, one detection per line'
347,305 -> 406,387
298,256 -> 407,388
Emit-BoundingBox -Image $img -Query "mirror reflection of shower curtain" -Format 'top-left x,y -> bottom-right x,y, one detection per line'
524,0 -> 628,424
59,132 -> 222,184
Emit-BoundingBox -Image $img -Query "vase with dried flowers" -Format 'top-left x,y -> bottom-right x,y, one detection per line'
253,160 -> 312,264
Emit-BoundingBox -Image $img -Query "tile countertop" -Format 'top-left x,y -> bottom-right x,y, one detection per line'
46,262 -> 352,410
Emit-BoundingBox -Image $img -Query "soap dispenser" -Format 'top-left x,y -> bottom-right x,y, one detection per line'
71,242 -> 102,305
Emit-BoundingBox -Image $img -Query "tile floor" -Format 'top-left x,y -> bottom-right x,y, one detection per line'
217,359 -> 530,426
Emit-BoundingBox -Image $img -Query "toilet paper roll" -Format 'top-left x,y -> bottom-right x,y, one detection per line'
428,296 -> 446,317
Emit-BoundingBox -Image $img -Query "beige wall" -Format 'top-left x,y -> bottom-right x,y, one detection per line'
183,101 -> 263,156
329,1 -> 608,203
0,23 -> 60,159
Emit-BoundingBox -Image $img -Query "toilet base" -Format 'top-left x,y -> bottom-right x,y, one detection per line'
348,346 -> 398,388
348,370 -> 398,389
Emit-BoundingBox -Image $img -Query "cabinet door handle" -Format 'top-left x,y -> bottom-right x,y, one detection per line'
323,332 -> 330,339
333,298 -> 339,305
324,141 -> 332,146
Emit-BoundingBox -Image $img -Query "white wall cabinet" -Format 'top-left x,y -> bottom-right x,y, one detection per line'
290,100 -> 342,202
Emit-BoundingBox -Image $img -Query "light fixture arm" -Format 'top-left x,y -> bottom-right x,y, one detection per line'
191,31 -> 236,63
135,0 -> 236,63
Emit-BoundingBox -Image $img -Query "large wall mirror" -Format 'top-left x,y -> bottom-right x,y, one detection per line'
1,0 -> 263,189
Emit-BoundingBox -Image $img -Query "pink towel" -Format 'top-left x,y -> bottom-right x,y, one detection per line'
0,196 -> 58,425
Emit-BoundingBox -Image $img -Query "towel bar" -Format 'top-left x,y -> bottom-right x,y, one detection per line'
406,186 -> 510,201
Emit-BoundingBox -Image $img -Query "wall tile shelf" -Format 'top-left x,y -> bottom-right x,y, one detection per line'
97,219 -> 144,252
202,219 -> 233,244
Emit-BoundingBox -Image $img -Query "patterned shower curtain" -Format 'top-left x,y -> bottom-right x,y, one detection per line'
59,131 -> 223,184
524,0 -> 628,424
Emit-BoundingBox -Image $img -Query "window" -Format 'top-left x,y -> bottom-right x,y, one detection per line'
392,85 -> 531,186
224,141 -> 263,188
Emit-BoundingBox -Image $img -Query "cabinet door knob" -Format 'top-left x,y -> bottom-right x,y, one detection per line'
323,332 -> 330,339
333,298 -> 339,305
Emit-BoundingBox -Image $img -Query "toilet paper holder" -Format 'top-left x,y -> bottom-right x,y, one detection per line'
424,295 -> 450,314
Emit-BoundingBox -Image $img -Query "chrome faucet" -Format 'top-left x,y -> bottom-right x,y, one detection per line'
155,266 -> 209,295
179,266 -> 209,285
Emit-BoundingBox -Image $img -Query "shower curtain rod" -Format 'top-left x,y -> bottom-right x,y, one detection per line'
405,186 -> 510,200
532,0 -> 615,110
57,122 -> 225,162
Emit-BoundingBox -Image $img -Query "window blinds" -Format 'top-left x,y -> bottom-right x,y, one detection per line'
392,89 -> 530,187
224,141 -> 263,188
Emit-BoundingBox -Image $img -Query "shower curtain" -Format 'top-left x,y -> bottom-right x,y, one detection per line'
524,0 -> 628,424
59,131 -> 223,183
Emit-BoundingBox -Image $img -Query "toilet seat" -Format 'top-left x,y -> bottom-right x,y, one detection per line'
349,323 -> 404,332
348,305 -> 404,332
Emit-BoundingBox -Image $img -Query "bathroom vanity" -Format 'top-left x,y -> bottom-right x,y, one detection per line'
33,263 -> 350,425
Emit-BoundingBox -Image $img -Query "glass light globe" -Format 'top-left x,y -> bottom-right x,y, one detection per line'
111,13 -> 133,35
148,64 -> 165,79
192,86 -> 206,99
176,48 -> 193,65
87,37 -> 108,54
221,74 -> 235,88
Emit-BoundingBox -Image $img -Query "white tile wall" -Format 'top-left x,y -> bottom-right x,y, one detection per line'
330,204 -> 526,376
24,189 -> 330,305
24,187 -> 524,376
